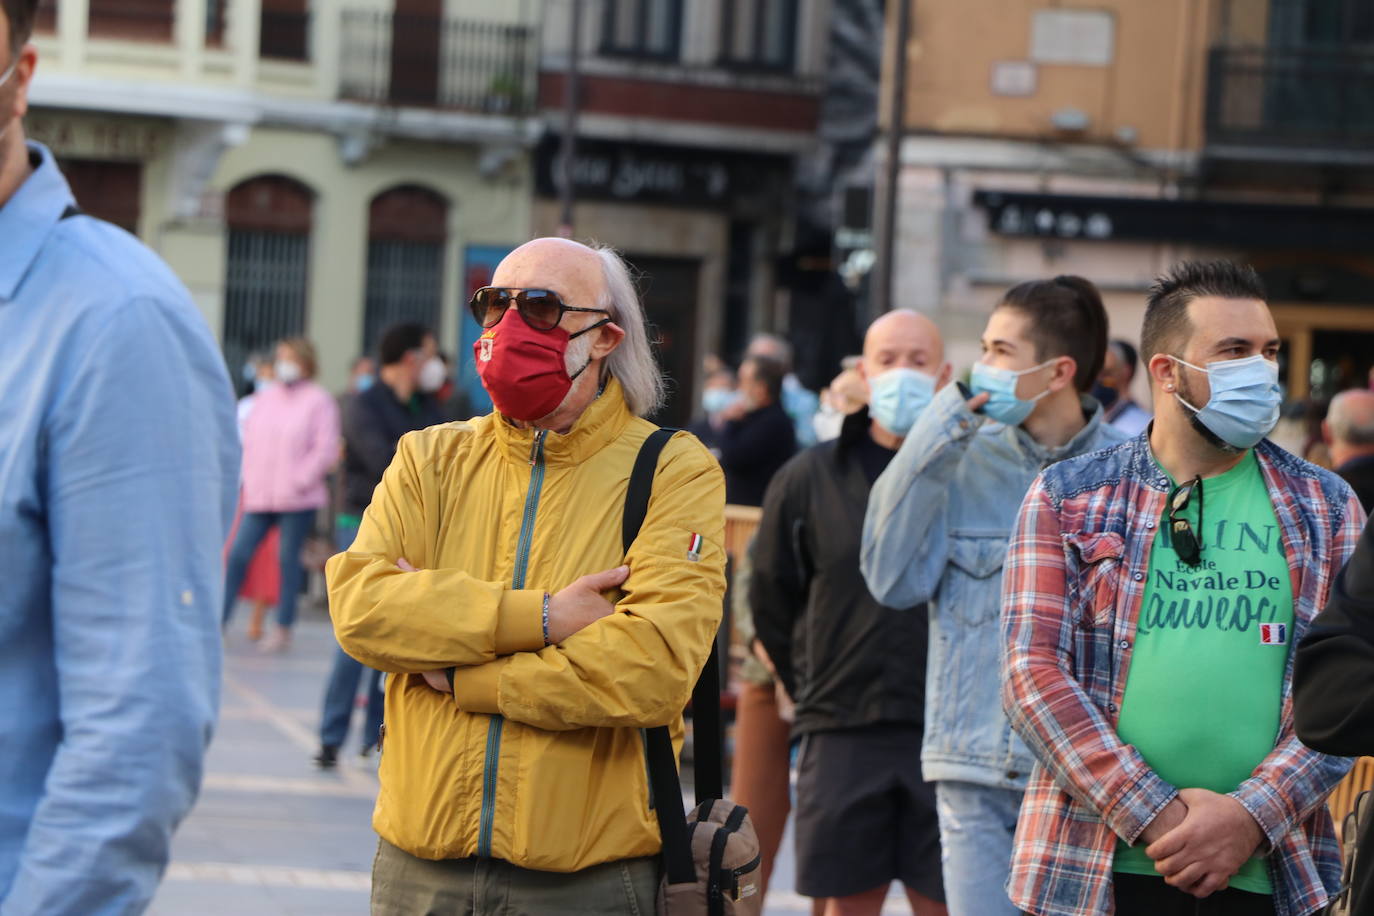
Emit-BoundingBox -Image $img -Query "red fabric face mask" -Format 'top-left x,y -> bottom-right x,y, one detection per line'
474,309 -> 608,421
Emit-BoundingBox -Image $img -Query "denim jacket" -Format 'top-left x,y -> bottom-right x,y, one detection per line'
861,383 -> 1126,788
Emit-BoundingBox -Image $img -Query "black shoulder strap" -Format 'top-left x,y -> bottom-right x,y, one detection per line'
60,204 -> 83,221
623,427 -> 725,886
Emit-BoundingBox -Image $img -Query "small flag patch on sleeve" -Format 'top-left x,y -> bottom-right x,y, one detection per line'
1259,622 -> 1287,645
687,533 -> 703,562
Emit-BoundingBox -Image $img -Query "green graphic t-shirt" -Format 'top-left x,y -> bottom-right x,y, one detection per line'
1113,452 -> 1293,895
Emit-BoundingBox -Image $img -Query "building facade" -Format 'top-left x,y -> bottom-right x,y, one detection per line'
27,0 -> 540,393
530,0 -> 829,425
882,0 -> 1374,419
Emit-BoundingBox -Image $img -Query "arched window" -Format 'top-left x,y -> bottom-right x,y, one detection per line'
222,175 -> 315,376
363,185 -> 449,353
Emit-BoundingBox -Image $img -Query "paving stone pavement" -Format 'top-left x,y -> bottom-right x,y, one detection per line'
149,602 -> 909,915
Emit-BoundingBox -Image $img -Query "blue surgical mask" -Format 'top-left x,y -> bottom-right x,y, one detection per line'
701,388 -> 738,415
868,367 -> 935,436
355,373 -> 376,393
1172,354 -> 1281,449
969,359 -> 1057,427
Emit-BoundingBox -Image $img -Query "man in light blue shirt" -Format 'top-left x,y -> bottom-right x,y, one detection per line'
0,4 -> 241,912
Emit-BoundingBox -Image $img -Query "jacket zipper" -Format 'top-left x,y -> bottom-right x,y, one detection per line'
477,429 -> 547,858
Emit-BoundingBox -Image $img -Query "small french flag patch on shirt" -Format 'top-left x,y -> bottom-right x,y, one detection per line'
687,533 -> 703,562
1259,623 -> 1287,646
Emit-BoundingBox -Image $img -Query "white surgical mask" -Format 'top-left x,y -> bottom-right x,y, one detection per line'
274,359 -> 302,384
418,356 -> 448,394
1171,354 -> 1282,450
868,367 -> 936,436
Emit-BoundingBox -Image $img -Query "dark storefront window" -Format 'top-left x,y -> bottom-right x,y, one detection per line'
601,0 -> 682,61
622,255 -> 700,427
362,185 -> 448,355
719,0 -> 798,72
222,175 -> 314,376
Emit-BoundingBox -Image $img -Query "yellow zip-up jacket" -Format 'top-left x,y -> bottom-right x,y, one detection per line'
325,378 -> 726,872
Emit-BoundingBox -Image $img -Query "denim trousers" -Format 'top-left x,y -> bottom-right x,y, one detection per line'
222,507 -> 317,629
319,524 -> 384,751
934,780 -> 1024,916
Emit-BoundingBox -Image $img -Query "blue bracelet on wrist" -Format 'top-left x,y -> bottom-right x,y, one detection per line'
542,592 -> 551,646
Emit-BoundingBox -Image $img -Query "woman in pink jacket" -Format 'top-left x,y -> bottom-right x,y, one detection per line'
223,337 -> 340,650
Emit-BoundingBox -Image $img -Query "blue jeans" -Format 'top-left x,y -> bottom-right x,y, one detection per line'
222,507 -> 316,630
934,780 -> 1024,916
318,524 -> 384,751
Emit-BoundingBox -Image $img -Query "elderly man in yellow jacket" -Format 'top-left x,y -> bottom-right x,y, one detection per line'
326,238 -> 727,914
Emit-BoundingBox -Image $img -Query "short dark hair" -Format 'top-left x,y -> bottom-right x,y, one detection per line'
1141,260 -> 1266,363
997,275 -> 1109,392
377,322 -> 432,367
3,0 -> 38,53
742,355 -> 786,404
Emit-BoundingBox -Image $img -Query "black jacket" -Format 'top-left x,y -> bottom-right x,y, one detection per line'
750,409 -> 928,737
718,401 -> 796,507
340,383 -> 444,515
1294,514 -> 1374,914
1337,454 -> 1374,516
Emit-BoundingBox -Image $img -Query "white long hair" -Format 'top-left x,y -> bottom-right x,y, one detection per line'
593,244 -> 666,418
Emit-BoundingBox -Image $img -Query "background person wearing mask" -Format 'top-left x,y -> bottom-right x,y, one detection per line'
1095,339 -> 1152,436
0,0 -> 241,909
748,332 -> 821,448
1324,388 -> 1374,513
813,357 -> 867,442
231,352 -> 283,643
224,337 -> 341,651
1003,261 -> 1361,916
862,276 -> 1124,916
753,311 -> 950,916
315,323 -> 446,768
717,354 -> 797,506
688,362 -> 738,454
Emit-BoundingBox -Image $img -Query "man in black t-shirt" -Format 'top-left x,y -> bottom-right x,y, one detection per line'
751,311 -> 951,916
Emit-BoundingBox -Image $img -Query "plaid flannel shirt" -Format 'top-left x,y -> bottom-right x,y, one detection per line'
1001,434 -> 1366,916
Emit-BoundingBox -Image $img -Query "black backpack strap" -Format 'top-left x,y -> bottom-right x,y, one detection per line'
621,427 -> 676,554
60,204 -> 83,220
624,427 -> 725,885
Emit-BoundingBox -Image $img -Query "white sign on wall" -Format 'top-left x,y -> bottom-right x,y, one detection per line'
1030,9 -> 1115,67
990,60 -> 1038,96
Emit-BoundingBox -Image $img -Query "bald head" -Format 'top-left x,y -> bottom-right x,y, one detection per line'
1327,389 -> 1374,467
862,309 -> 947,385
491,237 -> 607,332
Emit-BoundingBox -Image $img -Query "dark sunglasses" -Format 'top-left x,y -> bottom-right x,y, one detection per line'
469,287 -> 610,332
1166,475 -> 1204,567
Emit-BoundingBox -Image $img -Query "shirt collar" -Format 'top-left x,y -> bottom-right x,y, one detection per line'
0,142 -> 77,301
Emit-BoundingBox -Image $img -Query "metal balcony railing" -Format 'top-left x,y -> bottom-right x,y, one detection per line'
339,11 -> 537,114
1205,46 -> 1374,152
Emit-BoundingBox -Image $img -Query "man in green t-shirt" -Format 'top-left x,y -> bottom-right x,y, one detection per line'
1001,260 -> 1366,916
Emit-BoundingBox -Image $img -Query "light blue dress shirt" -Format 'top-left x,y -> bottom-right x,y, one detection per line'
0,143 -> 240,914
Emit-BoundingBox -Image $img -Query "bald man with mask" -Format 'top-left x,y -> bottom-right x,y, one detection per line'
752,311 -> 950,916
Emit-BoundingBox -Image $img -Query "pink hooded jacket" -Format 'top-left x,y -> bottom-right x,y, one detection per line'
239,380 -> 341,513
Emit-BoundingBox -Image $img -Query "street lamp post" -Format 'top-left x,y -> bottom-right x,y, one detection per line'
557,0 -> 583,238
872,0 -> 912,317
